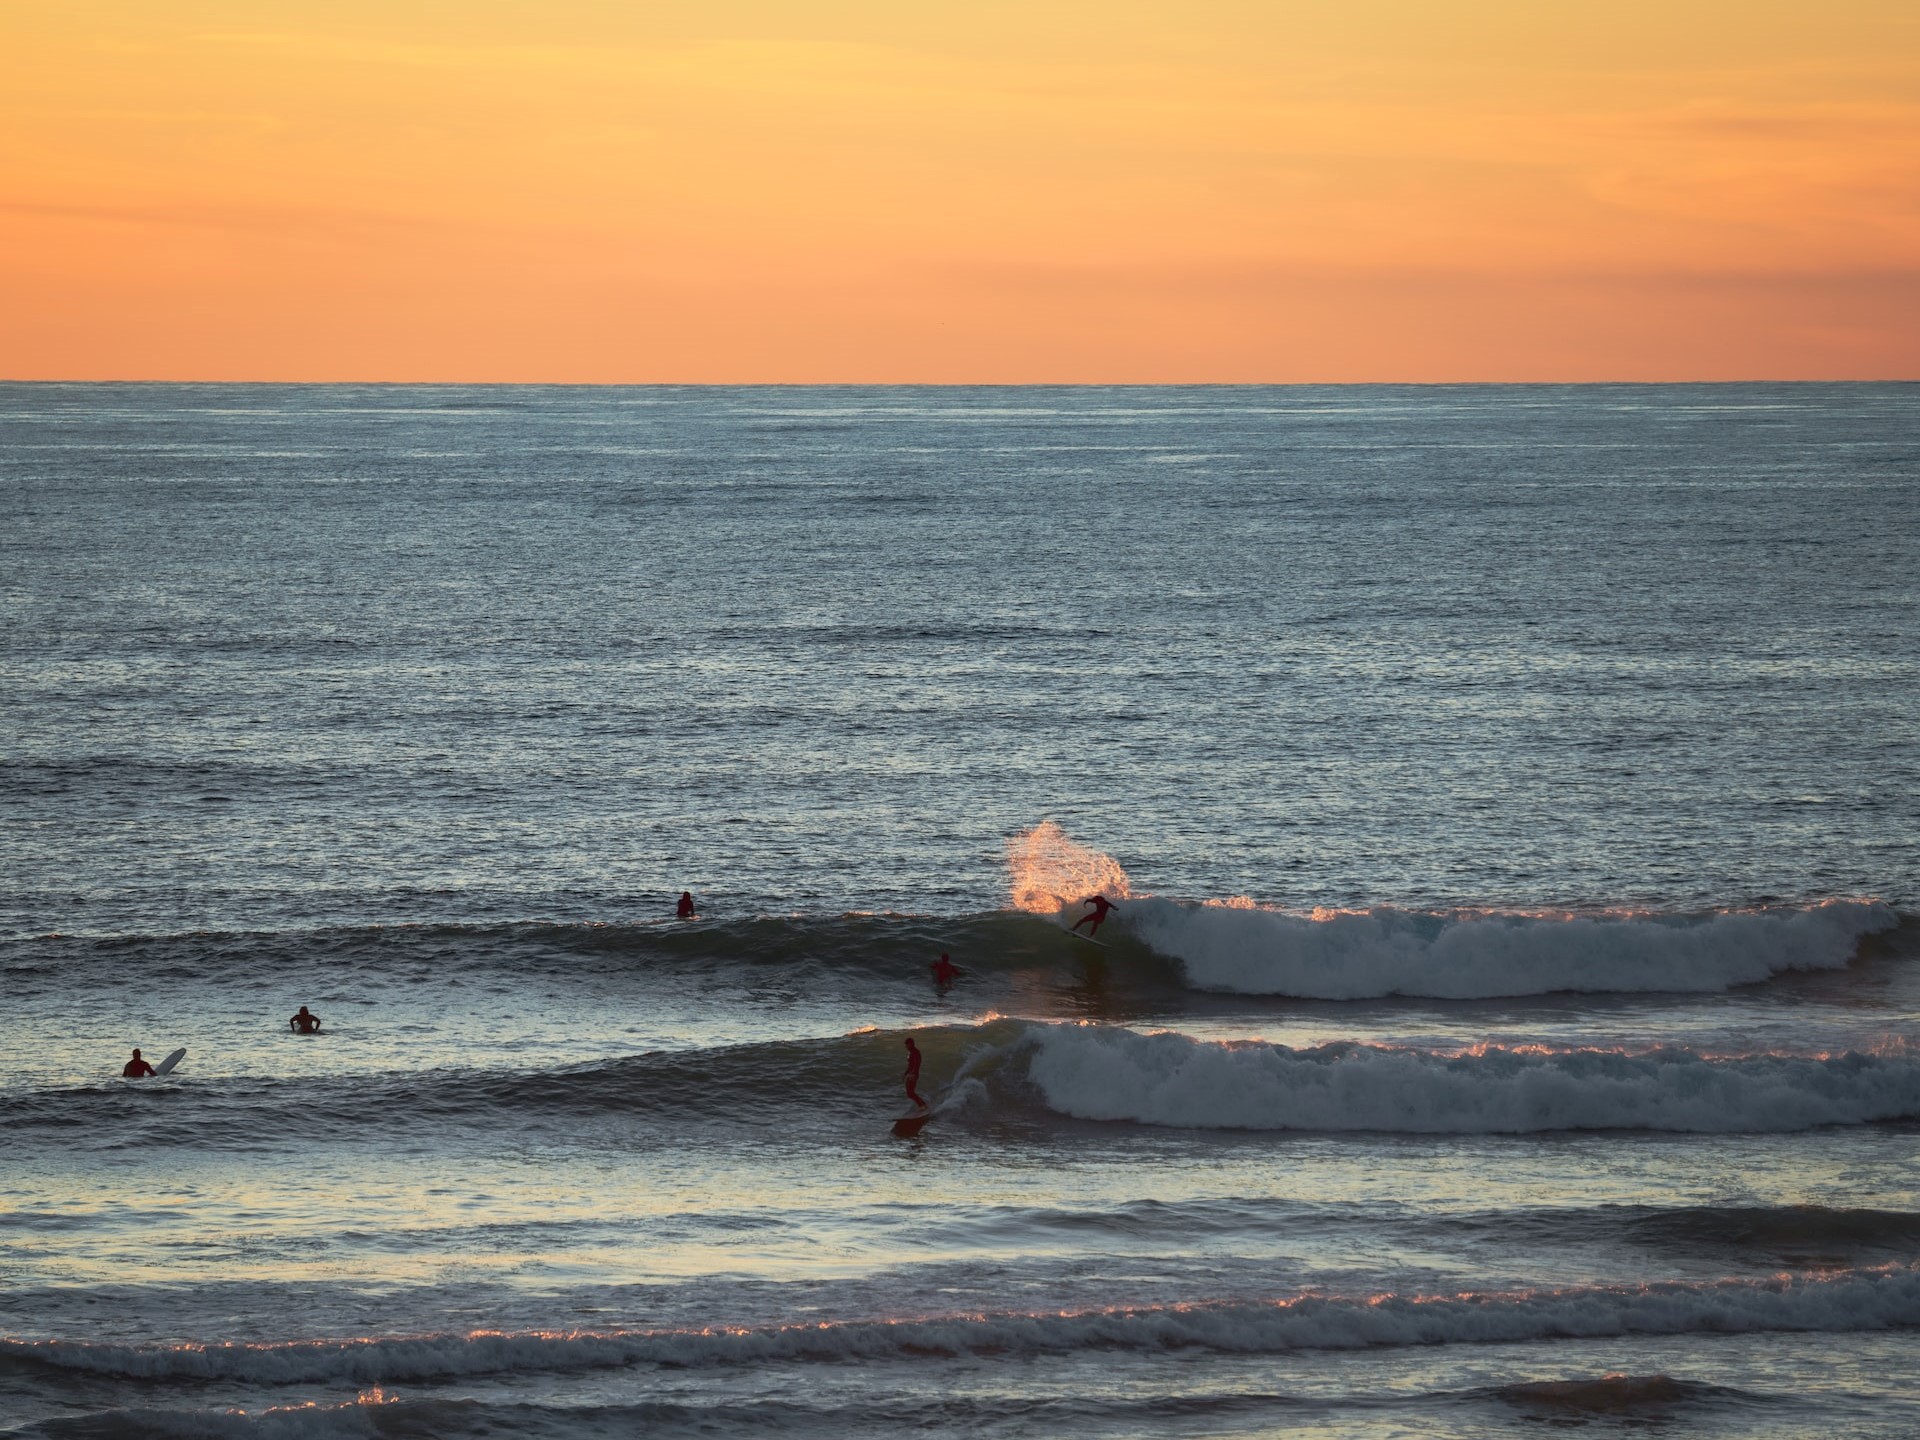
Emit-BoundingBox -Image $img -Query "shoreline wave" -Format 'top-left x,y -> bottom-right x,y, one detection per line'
6,1267 -> 1916,1384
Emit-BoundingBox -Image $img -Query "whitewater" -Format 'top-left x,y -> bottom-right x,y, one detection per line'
1121,896 -> 1898,999
3,382 -> 1918,1439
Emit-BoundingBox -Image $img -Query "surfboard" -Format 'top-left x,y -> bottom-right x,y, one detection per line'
1066,930 -> 1108,949
153,1047 -> 186,1076
891,1109 -> 934,1138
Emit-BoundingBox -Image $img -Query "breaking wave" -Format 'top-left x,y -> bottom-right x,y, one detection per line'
1120,897 -> 1898,999
11,1020 -> 1919,1142
1023,1025 -> 1920,1133
10,899 -> 1908,1013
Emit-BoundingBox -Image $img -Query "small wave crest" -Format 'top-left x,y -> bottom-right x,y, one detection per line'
1624,1205 -> 1920,1264
7,1267 -> 1917,1385
1488,1372 -> 1725,1419
1121,898 -> 1899,999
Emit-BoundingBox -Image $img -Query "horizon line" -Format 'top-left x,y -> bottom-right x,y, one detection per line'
5,376 -> 1917,389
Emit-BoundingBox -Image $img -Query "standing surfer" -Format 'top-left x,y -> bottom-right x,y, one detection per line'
902,1036 -> 928,1111
930,953 -> 960,988
1071,893 -> 1117,938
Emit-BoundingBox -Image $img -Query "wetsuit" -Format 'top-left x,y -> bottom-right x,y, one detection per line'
903,1040 -> 927,1109
1072,895 -> 1116,935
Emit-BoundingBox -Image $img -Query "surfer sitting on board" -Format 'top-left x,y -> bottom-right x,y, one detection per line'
289,1006 -> 322,1034
930,953 -> 960,988
676,891 -> 696,920
1071,894 -> 1117,938
122,1048 -> 156,1079
903,1037 -> 928,1111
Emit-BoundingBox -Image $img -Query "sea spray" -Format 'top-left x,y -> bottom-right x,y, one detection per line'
1005,822 -> 1132,915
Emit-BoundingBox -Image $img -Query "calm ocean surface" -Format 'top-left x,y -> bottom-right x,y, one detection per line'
2,382 -> 1918,1437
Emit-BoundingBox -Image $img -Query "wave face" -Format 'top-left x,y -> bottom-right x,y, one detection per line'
0,910 -> 1162,995
6,1267 -> 1916,1385
1121,898 -> 1898,999
1024,1026 -> 1920,1133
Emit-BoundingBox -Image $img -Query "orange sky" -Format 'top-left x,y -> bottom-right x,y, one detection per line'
4,1 -> 1918,381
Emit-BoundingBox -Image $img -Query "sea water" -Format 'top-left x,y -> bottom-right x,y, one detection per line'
2,383 -> 1917,1437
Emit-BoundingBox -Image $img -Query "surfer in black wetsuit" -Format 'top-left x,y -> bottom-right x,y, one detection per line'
1072,894 -> 1117,938
930,953 -> 960,988
289,1006 -> 322,1034
122,1048 -> 155,1078
676,891 -> 696,920
903,1037 -> 928,1110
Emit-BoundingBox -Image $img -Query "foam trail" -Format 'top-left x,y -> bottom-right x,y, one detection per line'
1024,1026 -> 1920,1132
8,1268 -> 1917,1383
1124,898 -> 1897,999
1005,822 -> 1131,914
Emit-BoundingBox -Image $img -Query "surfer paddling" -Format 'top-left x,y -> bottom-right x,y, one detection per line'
1071,893 -> 1118,939
903,1036 -> 929,1111
289,1006 -> 322,1034
930,953 -> 960,988
121,1048 -> 156,1079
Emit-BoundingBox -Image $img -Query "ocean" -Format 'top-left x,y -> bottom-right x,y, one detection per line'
2,382 -> 1917,1437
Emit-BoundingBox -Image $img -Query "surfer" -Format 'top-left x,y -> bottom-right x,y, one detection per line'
121,1048 -> 156,1079
902,1036 -> 928,1111
676,890 -> 696,920
289,1006 -> 322,1034
930,953 -> 960,988
1071,893 -> 1118,938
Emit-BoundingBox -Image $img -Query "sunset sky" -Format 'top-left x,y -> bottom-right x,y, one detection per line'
4,1 -> 1918,381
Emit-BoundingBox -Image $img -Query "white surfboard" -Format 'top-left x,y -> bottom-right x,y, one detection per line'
1065,929 -> 1108,949
153,1047 -> 186,1076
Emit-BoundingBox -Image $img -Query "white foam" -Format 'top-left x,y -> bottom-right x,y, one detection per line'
1122,898 -> 1897,999
1024,1025 -> 1920,1132
8,1267 -> 1917,1382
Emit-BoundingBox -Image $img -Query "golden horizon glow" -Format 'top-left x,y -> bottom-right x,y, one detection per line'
4,2 -> 1919,381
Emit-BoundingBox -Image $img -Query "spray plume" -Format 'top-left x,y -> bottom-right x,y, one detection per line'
1005,821 -> 1133,914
